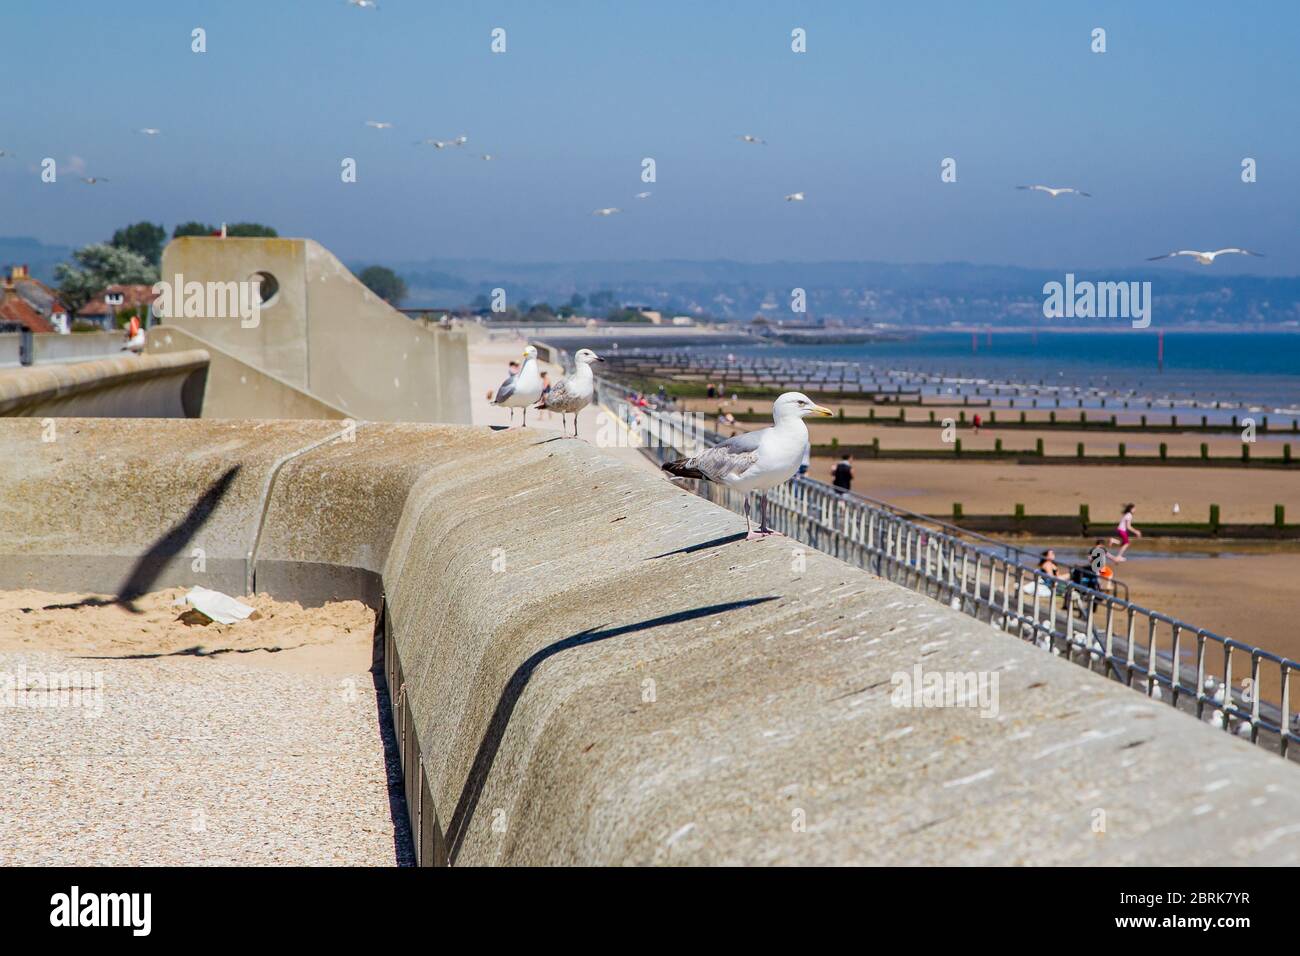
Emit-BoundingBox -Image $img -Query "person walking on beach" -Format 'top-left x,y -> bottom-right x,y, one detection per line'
1109,504 -> 1141,561
832,453 -> 853,493
972,412 -> 982,435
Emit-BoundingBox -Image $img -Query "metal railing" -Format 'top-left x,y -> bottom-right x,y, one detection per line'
595,374 -> 1300,761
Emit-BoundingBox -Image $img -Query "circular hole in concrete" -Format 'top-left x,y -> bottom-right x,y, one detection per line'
251,271 -> 280,308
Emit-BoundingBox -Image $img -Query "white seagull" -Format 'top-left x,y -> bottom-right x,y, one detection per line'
1147,248 -> 1264,265
784,192 -> 805,202
535,348 -> 605,438
593,207 -> 621,216
80,176 -> 108,185
366,120 -> 394,129
662,392 -> 833,539
137,128 -> 161,136
738,134 -> 767,145
121,327 -> 146,354
347,0 -> 379,8
480,153 -> 493,161
1016,185 -> 1092,198
634,191 -> 651,199
491,346 -> 544,427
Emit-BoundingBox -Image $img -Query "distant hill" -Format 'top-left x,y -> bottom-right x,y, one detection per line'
388,257 -> 1300,328
0,237 -> 72,284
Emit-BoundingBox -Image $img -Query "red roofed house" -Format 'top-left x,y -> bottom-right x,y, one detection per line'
1,264 -> 68,333
0,269 -> 56,333
77,283 -> 160,330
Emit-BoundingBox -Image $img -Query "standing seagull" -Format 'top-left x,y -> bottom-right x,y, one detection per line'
1147,248 -> 1264,265
535,348 -> 604,437
492,346 -> 544,427
1016,185 -> 1091,198
662,392 -> 833,539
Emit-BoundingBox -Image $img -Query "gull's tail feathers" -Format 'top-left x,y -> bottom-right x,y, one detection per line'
662,458 -> 707,480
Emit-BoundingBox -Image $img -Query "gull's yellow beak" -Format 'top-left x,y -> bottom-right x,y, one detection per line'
811,404 -> 835,417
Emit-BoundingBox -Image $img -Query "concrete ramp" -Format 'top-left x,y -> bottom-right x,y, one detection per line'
4,418 -> 1300,866
160,236 -> 470,424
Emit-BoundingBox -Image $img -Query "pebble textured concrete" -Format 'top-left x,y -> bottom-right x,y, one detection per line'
0,650 -> 407,866
5,418 -> 1300,866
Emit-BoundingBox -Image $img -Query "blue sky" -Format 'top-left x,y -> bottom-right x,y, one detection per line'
1,0 -> 1296,271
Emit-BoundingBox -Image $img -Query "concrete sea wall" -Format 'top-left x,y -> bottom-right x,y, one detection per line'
0,351 -> 209,418
4,417 -> 1300,865
160,237 -> 471,424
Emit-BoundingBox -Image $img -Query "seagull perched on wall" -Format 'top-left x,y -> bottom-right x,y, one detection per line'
1147,248 -> 1264,265
492,346 -> 544,427
662,392 -> 833,539
535,348 -> 604,438
1016,185 -> 1092,198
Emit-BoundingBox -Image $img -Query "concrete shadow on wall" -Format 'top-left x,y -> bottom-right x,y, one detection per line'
444,596 -> 779,865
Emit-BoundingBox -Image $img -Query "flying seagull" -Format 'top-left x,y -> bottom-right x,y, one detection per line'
480,154 -> 494,161
593,207 -> 621,216
1016,185 -> 1091,198
737,135 -> 767,145
1147,248 -> 1264,265
347,0 -> 379,8
784,192 -> 805,202
662,392 -> 833,539
137,128 -> 161,136
491,346 -> 544,427
634,191 -> 651,199
416,135 -> 467,149
535,348 -> 605,438
80,176 -> 108,185
0,149 -> 13,158
366,120 -> 394,129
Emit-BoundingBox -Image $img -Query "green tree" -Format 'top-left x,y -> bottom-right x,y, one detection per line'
110,222 -> 167,266
55,244 -> 159,318
226,223 -> 278,238
357,265 -> 408,306
173,221 -> 216,238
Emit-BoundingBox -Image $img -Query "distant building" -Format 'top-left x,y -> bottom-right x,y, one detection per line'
77,284 -> 160,330
1,264 -> 68,332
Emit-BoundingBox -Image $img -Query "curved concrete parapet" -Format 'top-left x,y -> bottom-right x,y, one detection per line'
0,350 -> 209,418
0,331 -> 128,368
4,417 -> 1300,866
159,236 -> 471,424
